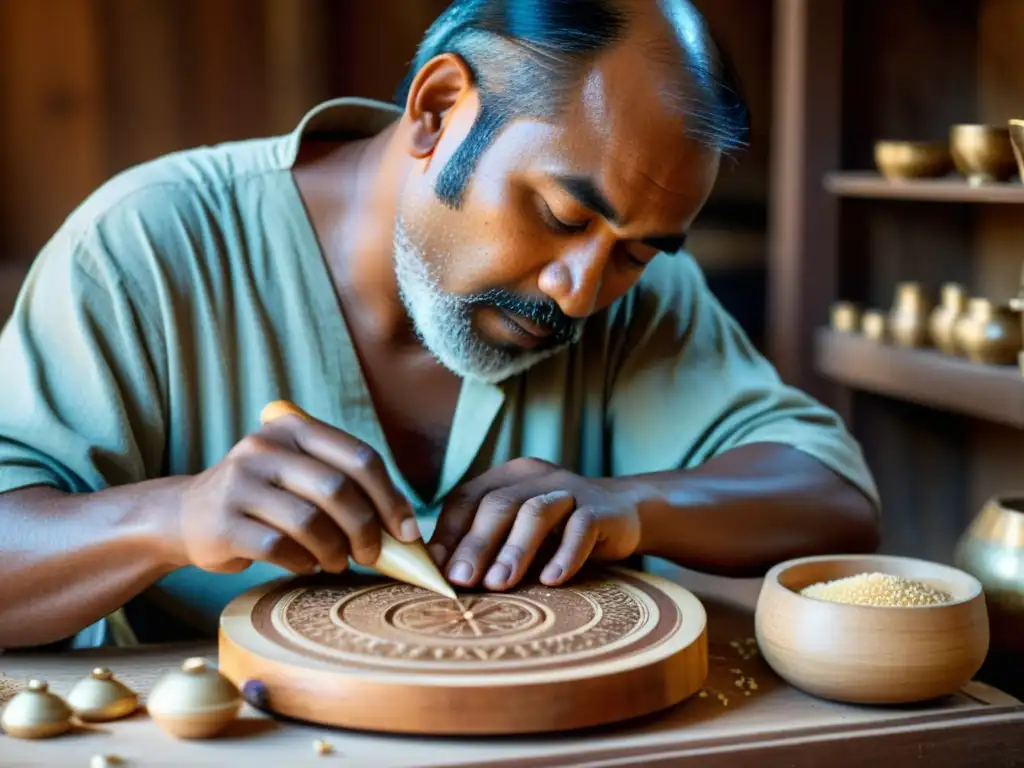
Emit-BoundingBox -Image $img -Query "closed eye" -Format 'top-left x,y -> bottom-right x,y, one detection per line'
536,196 -> 589,235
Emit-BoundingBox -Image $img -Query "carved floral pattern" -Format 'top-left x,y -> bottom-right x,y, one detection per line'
274,580 -> 647,664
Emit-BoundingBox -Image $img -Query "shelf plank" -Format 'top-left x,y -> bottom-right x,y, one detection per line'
823,172 -> 1024,204
814,328 -> 1024,428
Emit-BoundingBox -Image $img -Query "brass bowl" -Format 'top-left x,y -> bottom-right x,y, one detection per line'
874,140 -> 953,180
1010,120 -> 1024,184
755,554 -> 990,705
950,124 -> 1018,185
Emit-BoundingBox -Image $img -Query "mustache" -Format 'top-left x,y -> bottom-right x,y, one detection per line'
465,288 -> 581,345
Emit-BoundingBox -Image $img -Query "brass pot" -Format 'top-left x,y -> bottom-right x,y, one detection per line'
888,282 -> 931,348
830,301 -> 860,333
953,298 -> 1022,365
928,282 -> 967,355
861,309 -> 887,341
950,124 -> 1018,186
954,496 -> 1024,654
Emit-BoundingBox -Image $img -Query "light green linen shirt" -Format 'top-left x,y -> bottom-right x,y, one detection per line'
0,98 -> 879,646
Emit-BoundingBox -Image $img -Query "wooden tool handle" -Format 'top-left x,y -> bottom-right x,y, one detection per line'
260,400 -> 311,425
256,400 -> 456,599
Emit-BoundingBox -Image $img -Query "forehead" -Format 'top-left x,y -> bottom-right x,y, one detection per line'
538,47 -> 721,220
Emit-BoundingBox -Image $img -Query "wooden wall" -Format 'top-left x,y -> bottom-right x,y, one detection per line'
0,0 -> 772,323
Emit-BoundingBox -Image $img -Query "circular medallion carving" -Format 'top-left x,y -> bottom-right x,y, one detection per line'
219,567 -> 708,735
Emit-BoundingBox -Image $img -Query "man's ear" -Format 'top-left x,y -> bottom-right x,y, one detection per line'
403,53 -> 475,158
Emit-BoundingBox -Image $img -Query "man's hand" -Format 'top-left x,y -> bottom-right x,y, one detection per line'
169,410 -> 420,575
428,458 -> 641,591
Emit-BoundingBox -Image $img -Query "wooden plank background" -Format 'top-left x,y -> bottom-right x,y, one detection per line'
0,0 -> 772,318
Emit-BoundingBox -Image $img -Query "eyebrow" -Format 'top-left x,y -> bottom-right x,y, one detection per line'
554,175 -> 688,254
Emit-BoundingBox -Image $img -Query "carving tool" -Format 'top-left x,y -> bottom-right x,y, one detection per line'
259,400 -> 457,600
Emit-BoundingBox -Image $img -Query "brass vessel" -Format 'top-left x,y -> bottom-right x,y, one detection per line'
830,301 -> 860,333
861,310 -> 887,341
874,140 -> 954,181
954,496 -> 1024,654
953,298 -> 1021,365
1008,120 -> 1024,184
950,124 -> 1018,186
1009,263 -> 1024,375
888,282 -> 931,348
928,282 -> 967,355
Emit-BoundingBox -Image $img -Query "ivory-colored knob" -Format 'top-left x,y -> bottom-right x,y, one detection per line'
0,679 -> 73,739
146,657 -> 241,739
67,667 -> 139,722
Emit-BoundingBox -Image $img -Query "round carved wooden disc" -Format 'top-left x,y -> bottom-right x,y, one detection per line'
218,566 -> 708,735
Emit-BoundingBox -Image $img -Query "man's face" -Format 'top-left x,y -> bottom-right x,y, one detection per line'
393,45 -> 721,384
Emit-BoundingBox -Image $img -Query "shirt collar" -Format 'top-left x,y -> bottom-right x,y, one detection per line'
282,97 -> 403,167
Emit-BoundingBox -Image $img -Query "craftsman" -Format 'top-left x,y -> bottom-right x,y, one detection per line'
0,0 -> 880,649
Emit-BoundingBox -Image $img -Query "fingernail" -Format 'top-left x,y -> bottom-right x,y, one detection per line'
449,560 -> 473,584
541,563 -> 563,583
485,563 -> 511,588
428,542 -> 447,565
400,518 -> 421,543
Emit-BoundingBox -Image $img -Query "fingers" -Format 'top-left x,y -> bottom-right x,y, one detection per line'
429,487 -> 485,568
540,507 -> 601,586
237,483 -> 350,573
446,489 -> 575,589
224,517 -> 320,575
261,406 -> 420,545
482,491 -> 575,590
238,438 -> 383,566
430,459 -> 550,566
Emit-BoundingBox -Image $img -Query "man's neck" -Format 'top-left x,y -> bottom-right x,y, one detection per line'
293,124 -> 420,347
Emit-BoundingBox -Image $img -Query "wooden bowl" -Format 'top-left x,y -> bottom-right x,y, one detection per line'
874,140 -> 953,180
1010,120 -> 1024,183
950,124 -> 1018,185
755,554 -> 989,705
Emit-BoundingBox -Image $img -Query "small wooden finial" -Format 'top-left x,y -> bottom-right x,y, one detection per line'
68,666 -> 139,723
182,657 -> 208,674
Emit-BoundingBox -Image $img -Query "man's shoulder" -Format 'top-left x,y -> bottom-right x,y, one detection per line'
37,135 -> 293,294
614,249 -> 707,329
635,250 -> 706,299
62,134 -> 290,245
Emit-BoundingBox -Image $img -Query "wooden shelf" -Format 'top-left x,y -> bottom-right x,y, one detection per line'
823,172 -> 1024,204
814,328 -> 1024,427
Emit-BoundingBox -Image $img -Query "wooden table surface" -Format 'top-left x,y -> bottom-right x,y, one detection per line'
2,560 -> 1023,768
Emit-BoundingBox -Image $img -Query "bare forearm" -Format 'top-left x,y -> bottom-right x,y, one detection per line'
625,443 -> 880,577
0,481 -> 181,648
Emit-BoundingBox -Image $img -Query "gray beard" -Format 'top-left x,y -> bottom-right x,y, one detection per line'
392,218 -> 577,384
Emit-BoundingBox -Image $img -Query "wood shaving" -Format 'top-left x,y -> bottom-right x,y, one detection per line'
0,675 -> 24,705
313,738 -> 334,755
728,637 -> 760,661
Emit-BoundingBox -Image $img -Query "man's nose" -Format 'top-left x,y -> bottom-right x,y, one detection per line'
537,243 -> 607,319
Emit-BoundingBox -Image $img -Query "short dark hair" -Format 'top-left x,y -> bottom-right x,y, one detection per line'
394,0 -> 749,209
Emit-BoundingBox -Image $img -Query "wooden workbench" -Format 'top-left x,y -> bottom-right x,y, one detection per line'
2,561 -> 1023,767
